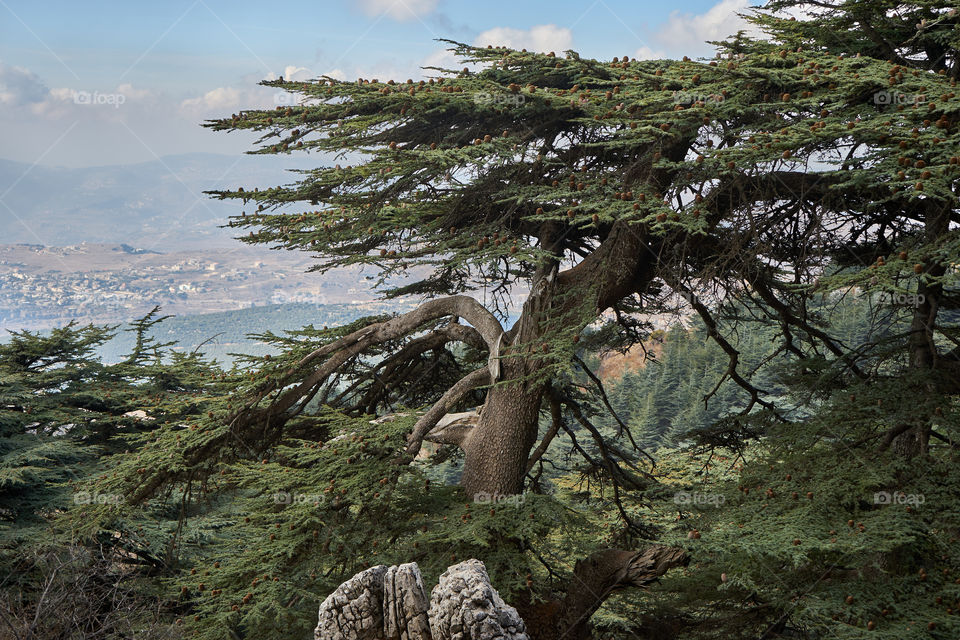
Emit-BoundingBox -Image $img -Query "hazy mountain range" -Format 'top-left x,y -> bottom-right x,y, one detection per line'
0,152 -> 528,342
0,153 -> 318,251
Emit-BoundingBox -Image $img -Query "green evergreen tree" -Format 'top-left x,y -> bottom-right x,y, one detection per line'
13,0 -> 955,638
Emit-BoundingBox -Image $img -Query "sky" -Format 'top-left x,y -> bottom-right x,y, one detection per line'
0,0 -> 765,168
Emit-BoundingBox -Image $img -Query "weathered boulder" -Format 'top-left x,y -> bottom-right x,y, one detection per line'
315,559 -> 527,640
315,564 -> 389,640
315,547 -> 687,639
383,563 -> 432,640
428,560 -> 528,640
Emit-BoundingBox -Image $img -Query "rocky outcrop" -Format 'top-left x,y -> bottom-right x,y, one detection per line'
314,548 -> 687,640
428,560 -> 527,640
315,560 -> 527,640
314,564 -> 389,640
383,563 -> 432,640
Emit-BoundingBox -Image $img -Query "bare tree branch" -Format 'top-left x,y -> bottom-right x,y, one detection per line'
405,367 -> 491,456
525,394 -> 563,474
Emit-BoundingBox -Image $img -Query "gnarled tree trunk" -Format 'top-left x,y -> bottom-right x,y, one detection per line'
461,257 -> 559,499
460,368 -> 545,499
461,222 -> 657,498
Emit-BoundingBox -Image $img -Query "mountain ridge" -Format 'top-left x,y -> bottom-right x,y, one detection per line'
0,152 -> 318,250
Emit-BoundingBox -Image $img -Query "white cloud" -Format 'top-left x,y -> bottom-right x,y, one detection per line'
474,24 -> 573,53
0,62 -> 49,106
180,86 -> 246,113
0,62 -> 155,120
181,63 -> 321,116
284,65 -> 313,81
356,0 -> 439,21
633,45 -> 667,61
422,47 -> 459,72
47,87 -> 75,102
0,64 -> 298,167
264,65 -> 315,82
653,0 -> 761,57
116,83 -> 154,101
420,24 -> 573,78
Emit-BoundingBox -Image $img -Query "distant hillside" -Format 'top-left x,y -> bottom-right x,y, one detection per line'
0,153 -> 317,250
95,301 -> 418,365
0,242 -> 430,333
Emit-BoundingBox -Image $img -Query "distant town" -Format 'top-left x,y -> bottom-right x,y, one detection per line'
0,243 -> 392,332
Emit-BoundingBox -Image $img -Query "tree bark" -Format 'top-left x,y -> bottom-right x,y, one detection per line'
894,201 -> 949,458
460,360 -> 546,499
551,545 -> 689,640
460,249 -> 558,498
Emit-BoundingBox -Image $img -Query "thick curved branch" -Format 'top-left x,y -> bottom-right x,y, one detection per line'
294,295 -> 503,374
555,545 -> 689,640
266,296 -> 503,418
557,220 -> 656,314
131,298 -> 501,504
379,323 -> 486,380
357,322 -> 487,411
